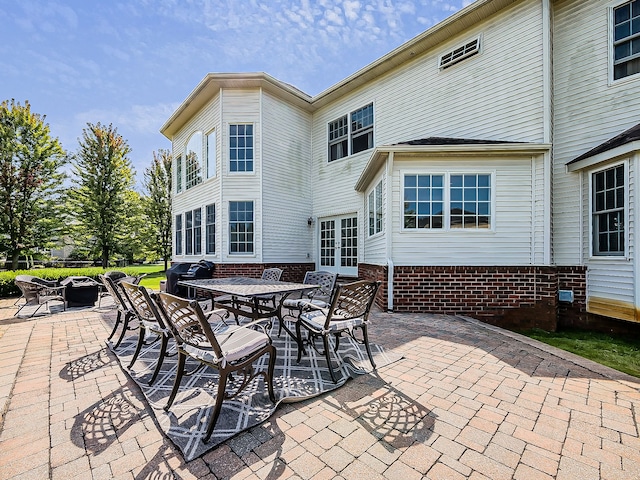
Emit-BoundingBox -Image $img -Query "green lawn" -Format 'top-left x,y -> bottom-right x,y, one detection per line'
124,264 -> 166,291
520,329 -> 640,378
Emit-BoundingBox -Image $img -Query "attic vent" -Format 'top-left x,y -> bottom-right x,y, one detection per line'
439,37 -> 480,69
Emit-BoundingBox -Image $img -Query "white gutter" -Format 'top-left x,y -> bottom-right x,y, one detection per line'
386,152 -> 394,311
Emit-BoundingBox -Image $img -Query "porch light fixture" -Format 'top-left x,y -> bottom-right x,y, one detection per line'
307,217 -> 314,226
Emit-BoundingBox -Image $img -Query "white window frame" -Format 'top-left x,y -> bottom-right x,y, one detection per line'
185,131 -> 203,190
439,36 -> 482,70
228,200 -> 255,255
175,155 -> 183,193
610,0 -> 640,83
206,203 -> 216,255
229,124 -> 254,173
206,130 -> 217,179
175,213 -> 183,255
589,161 -> 628,258
328,103 -> 374,162
368,179 -> 384,237
401,170 -> 496,232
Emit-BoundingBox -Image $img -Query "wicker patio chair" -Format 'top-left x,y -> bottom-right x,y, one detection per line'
120,281 -> 173,385
99,274 -> 137,349
280,270 -> 337,336
14,275 -> 67,317
156,292 -> 277,443
296,280 -> 380,383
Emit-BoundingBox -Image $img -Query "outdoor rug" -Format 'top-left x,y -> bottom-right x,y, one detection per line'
110,318 -> 402,461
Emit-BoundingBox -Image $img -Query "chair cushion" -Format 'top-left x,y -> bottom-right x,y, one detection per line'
183,326 -> 270,365
282,298 -> 329,309
299,309 -> 365,332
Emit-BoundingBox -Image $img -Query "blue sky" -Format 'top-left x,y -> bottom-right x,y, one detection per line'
1,0 -> 471,183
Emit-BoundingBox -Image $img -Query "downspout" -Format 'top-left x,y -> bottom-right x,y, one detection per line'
542,0 -> 553,265
386,152 -> 394,311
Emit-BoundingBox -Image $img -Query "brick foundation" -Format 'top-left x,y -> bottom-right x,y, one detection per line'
359,264 -> 560,331
212,263 -> 314,283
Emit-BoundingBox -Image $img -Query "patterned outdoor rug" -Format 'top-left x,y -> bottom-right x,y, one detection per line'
110,319 -> 402,461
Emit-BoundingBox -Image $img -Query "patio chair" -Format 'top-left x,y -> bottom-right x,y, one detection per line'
120,281 -> 173,385
296,280 -> 380,383
216,267 -> 284,325
99,274 -> 137,349
156,291 -> 277,443
98,270 -> 146,306
280,270 -> 337,336
14,275 -> 67,317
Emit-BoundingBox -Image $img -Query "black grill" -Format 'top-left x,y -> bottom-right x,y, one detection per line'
166,261 -> 215,296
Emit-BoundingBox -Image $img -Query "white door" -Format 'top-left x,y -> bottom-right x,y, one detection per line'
319,215 -> 358,276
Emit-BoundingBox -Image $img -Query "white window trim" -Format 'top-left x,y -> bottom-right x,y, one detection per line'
327,102 -> 374,162
228,123 -> 256,175
206,130 -> 217,179
185,131 -> 203,190
609,1 -> 640,85
400,169 -> 496,233
368,179 -> 384,238
227,199 -> 257,257
587,160 -> 629,260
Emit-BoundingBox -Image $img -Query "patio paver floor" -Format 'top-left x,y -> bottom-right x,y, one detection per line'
1,296 -> 639,479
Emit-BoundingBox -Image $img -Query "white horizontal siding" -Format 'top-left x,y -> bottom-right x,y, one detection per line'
553,0 -> 640,266
363,171 -> 387,264
390,156 -> 538,266
172,94 -> 221,262
261,91 -> 313,263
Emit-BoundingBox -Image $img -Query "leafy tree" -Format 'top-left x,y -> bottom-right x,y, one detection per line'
68,123 -> 134,268
143,149 -> 172,270
0,99 -> 66,269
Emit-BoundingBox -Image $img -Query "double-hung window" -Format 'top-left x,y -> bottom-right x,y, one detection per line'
185,131 -> 203,189
368,180 -> 383,236
592,164 -> 625,255
206,204 -> 215,254
206,130 -> 216,178
176,155 -> 183,193
175,214 -> 183,255
328,103 -> 374,161
193,208 -> 202,255
185,211 -> 193,255
403,173 -> 492,229
229,124 -> 254,172
229,201 -> 254,254
613,0 -> 640,80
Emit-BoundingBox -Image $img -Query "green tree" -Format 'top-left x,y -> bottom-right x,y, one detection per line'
0,99 -> 66,269
68,123 -> 134,268
143,149 -> 173,270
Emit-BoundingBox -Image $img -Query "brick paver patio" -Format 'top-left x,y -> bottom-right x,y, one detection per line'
1,297 -> 639,479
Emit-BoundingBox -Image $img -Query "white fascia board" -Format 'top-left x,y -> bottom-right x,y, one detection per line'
566,140 -> 640,172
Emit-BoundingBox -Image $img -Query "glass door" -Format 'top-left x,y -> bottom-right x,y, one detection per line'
319,214 -> 358,276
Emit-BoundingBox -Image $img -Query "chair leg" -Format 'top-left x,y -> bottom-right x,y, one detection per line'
323,335 -> 338,383
203,369 -> 229,443
266,345 -> 277,402
361,325 -> 376,370
164,352 -> 187,411
107,311 -> 122,341
113,312 -> 132,349
148,334 -> 169,386
127,325 -> 146,368
295,321 -> 305,363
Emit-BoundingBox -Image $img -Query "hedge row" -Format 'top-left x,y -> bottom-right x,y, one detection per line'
0,267 -> 142,298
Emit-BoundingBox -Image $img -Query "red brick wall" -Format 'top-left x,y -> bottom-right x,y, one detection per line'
213,263 -> 314,283
359,264 -> 560,331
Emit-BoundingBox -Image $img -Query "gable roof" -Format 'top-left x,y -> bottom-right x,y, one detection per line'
567,122 -> 640,167
161,0 -> 521,139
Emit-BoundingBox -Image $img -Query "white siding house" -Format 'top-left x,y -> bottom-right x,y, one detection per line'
161,0 -> 640,330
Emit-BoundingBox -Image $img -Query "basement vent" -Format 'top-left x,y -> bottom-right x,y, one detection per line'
439,37 -> 481,69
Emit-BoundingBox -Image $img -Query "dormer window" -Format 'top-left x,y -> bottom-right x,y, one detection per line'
439,37 -> 481,69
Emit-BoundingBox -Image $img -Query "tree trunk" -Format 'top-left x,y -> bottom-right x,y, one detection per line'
102,247 -> 109,268
10,250 -> 20,271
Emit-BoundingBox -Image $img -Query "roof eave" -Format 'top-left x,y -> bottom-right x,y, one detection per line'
355,143 -> 552,192
566,140 -> 640,172
160,73 -> 313,139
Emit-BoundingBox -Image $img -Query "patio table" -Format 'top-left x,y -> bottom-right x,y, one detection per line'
177,277 -> 316,338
